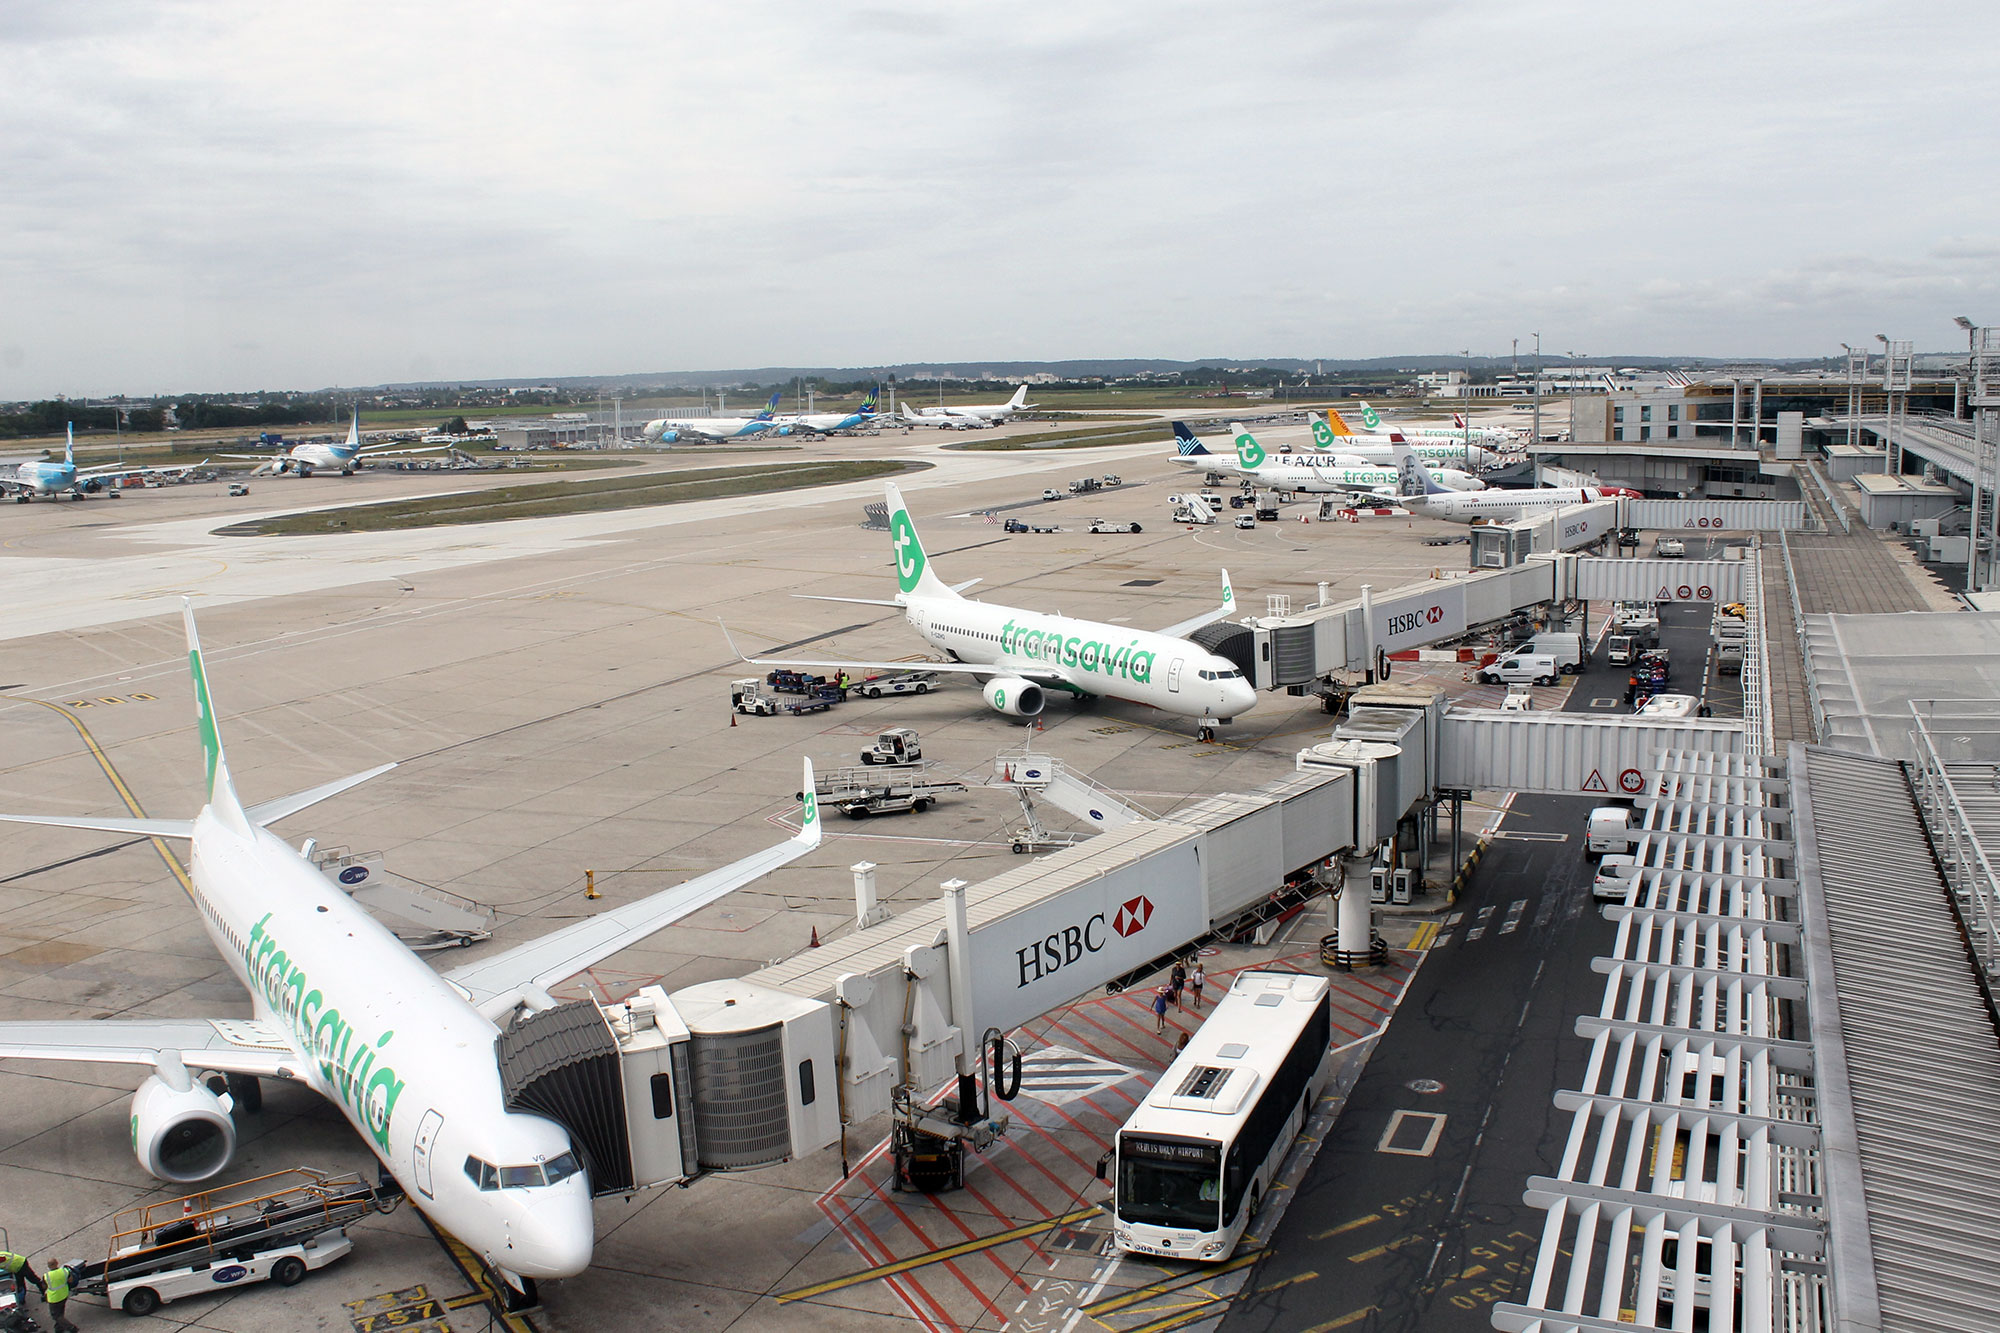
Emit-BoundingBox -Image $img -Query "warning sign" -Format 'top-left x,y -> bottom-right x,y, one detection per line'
1656,585 -> 1671,600
1697,585 -> 1712,600
1619,768 -> 1644,794
1581,769 -> 1608,793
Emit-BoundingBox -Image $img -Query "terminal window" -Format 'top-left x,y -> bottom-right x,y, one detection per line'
1640,426 -> 1652,441
1640,405 -> 1653,422
1667,404 -> 1681,421
1613,407 -> 1625,424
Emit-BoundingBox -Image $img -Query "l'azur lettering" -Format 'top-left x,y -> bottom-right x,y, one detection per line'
1000,620 -> 1155,683
244,913 -> 403,1149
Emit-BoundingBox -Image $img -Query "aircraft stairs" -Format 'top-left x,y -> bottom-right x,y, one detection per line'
989,746 -> 1153,853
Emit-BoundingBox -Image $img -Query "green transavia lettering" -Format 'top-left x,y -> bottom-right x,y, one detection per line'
998,619 -> 1155,684
245,913 -> 403,1149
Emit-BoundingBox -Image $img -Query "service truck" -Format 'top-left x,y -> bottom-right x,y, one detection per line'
1586,806 -> 1635,857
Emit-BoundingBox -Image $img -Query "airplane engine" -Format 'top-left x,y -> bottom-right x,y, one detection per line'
983,677 -> 1044,717
131,1072 -> 237,1183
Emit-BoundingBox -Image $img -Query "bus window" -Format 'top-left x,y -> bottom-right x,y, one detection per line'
1117,1137 -> 1222,1231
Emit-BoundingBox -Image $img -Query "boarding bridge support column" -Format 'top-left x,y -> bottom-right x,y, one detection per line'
1359,583 -> 1377,682
853,862 -> 889,931
1325,753 -> 1387,968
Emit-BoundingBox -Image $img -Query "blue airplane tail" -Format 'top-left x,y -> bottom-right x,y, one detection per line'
65,422 -> 75,466
859,388 -> 878,415
1171,422 -> 1211,456
756,391 -> 782,420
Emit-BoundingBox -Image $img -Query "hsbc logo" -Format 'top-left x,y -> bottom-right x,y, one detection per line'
1015,895 -> 1156,988
1385,605 -> 1445,637
1113,895 -> 1153,937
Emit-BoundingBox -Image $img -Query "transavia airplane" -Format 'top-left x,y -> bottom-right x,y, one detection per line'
1304,412 -> 1501,469
1336,402 -> 1513,450
0,424 -> 208,501
898,402 -> 992,430
223,407 -> 450,477
641,391 -> 784,443
734,482 -> 1256,729
776,388 -> 878,435
0,603 -> 821,1297
1391,442 -> 1637,521
907,384 -> 1034,425
1172,423 -> 1485,496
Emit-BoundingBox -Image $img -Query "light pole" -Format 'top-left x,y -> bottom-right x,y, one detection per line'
1958,316 -> 1977,421
1531,333 -> 1542,475
1876,333 -> 1895,474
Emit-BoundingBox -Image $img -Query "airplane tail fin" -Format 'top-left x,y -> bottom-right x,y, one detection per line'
344,406 -> 361,452
1008,385 -> 1027,408
182,600 -> 253,835
65,422 -> 75,466
900,403 -> 924,422
1308,412 -> 1339,451
1171,421 -> 1211,456
1356,401 -> 1385,432
1324,408 -> 1356,436
1393,442 -> 1451,498
884,483 -> 958,601
795,759 -> 821,848
1228,422 -> 1269,470
757,391 -> 782,420
859,388 -> 878,415
1453,412 -> 1467,428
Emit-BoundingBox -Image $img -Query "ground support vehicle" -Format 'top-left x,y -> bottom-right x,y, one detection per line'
1042,488 -> 1062,501
766,669 -> 831,695
1255,502 -> 1280,522
1655,537 -> 1686,558
860,727 -> 923,764
732,678 -> 782,715
810,762 -> 966,818
1086,518 -> 1143,533
1068,477 -> 1102,495
1234,515 -> 1256,530
1102,474 -> 1122,486
1586,807 -> 1635,857
784,687 -> 842,716
854,672 -> 937,699
75,1169 -> 396,1317
1003,518 -> 1062,533
226,482 -> 250,496
1006,790 -> 1090,854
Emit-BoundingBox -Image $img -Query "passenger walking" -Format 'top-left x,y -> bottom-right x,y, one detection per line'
42,1260 -> 78,1333
1169,961 -> 1188,1011
1151,986 -> 1171,1033
1189,962 -> 1206,1011
0,1250 -> 40,1305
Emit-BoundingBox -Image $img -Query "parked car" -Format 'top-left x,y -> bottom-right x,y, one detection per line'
1041,488 -> 1061,501
227,482 -> 250,496
1234,514 -> 1256,530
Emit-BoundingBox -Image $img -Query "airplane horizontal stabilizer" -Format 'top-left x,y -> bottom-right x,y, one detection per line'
794,594 -> 907,608
0,811 -> 196,839
244,762 -> 399,828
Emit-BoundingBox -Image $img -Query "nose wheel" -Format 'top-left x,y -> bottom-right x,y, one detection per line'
1198,715 -> 1223,743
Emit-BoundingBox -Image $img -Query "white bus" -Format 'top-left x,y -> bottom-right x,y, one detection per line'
1103,970 -> 1334,1261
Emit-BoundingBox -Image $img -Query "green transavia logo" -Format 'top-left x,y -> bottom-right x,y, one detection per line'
891,510 -> 925,593
1309,417 -> 1335,449
190,648 -> 220,794
994,688 -> 1007,710
802,790 -> 817,825
1360,404 -> 1382,430
1234,432 -> 1266,469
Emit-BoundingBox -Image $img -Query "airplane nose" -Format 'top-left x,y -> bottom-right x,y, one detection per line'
1222,679 -> 1258,717
509,1184 -> 596,1278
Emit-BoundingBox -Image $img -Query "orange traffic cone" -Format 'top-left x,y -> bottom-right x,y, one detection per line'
730,710 -> 737,727
809,927 -> 821,948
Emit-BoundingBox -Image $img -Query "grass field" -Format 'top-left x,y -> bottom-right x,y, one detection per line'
223,459 -> 916,536
952,421 -> 1174,451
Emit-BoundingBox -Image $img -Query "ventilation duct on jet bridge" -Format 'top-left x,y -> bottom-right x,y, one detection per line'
497,1000 -> 637,1195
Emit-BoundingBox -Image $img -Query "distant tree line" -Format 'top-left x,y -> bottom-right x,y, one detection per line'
0,396 -> 353,439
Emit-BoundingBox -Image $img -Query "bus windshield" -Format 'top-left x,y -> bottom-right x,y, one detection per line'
1118,1137 -> 1222,1231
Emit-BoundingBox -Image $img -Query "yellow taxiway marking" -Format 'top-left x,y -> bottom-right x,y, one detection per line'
1347,1233 -> 1423,1264
6,696 -> 195,901
776,1205 -> 1098,1303
1302,1307 -> 1378,1331
1259,1270 -> 1318,1292
1408,921 -> 1440,950
417,1216 -> 538,1333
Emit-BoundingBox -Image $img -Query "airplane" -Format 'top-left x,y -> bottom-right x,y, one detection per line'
1391,442 -> 1636,521
640,391 -> 784,443
908,384 -> 1034,425
0,602 -> 822,1297
1336,402 -> 1512,450
0,424 -> 209,502
222,407 -> 449,477
898,402 -> 992,430
1172,423 -> 1485,495
731,482 -> 1256,729
1305,412 -> 1500,469
777,388 -> 879,435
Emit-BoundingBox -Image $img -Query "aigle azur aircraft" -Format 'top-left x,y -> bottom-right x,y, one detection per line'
907,384 -> 1035,425
0,604 -> 821,1297
640,391 -> 786,443
776,388 -> 879,435
223,407 -> 450,477
1303,411 -> 1501,469
0,424 -> 209,501
735,482 -> 1256,728
1172,422 -> 1485,497
1391,442 -> 1636,521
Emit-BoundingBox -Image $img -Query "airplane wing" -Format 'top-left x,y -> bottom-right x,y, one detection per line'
1156,569 -> 1238,640
0,1017 -> 303,1079
73,458 -> 210,481
442,760 -> 823,1011
357,444 -> 452,460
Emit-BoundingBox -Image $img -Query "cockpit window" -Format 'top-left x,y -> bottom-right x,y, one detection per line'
463,1156 -> 495,1190
543,1152 -> 582,1185
499,1164 -> 545,1189
464,1153 -> 582,1190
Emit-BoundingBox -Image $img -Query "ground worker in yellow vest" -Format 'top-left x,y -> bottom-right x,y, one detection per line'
0,1250 -> 41,1305
41,1260 -> 79,1333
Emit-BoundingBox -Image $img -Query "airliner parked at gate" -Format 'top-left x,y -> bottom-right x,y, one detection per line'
734,482 -> 1255,727
0,606 -> 820,1297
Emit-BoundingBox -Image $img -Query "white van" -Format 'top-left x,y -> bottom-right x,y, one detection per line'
1513,632 -> 1583,673
1635,693 -> 1698,719
1586,806 -> 1634,857
1479,653 -> 1561,687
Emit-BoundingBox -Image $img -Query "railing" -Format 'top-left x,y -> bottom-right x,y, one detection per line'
1742,544 -> 1773,758
1907,702 -> 2000,987
1777,530 -> 1821,742
1802,462 -> 1851,534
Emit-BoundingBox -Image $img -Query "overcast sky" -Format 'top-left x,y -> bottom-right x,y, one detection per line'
4,1 -> 1997,399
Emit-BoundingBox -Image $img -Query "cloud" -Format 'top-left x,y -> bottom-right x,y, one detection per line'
4,0 -> 2000,396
